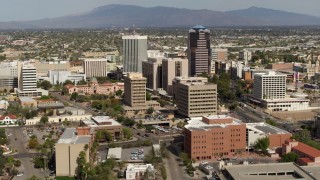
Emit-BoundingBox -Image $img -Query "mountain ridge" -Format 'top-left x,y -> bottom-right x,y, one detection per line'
0,4 -> 320,29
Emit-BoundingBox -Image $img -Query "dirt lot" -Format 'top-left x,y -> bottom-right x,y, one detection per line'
270,110 -> 316,122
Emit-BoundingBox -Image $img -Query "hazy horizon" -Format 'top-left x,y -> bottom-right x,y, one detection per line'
1,0 -> 320,21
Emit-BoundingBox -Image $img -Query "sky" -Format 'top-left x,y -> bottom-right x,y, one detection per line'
1,0 -> 320,21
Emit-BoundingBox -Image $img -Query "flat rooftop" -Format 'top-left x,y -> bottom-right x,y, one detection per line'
82,116 -> 121,127
37,102 -> 64,109
225,163 -> 315,180
263,98 -> 309,103
57,128 -> 91,144
92,116 -> 121,125
19,97 -> 36,103
246,122 -> 290,135
107,147 -> 122,159
185,115 -> 242,131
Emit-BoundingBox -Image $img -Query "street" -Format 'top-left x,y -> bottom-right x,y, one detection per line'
5,127 -> 51,179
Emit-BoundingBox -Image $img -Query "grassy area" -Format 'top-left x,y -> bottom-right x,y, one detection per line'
55,177 -> 75,180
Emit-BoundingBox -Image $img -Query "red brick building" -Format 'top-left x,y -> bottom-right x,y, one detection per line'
184,115 -> 246,160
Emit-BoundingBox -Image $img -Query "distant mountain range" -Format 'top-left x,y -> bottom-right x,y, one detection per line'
1,4 -> 320,29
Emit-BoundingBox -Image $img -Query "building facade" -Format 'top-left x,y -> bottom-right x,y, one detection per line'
177,81 -> 217,118
55,128 -> 91,177
162,58 -> 188,94
34,60 -> 70,76
172,77 -> 208,100
124,73 -> 147,107
122,35 -> 148,73
142,57 -> 162,90
253,71 -> 286,100
188,25 -> 211,77
211,49 -> 228,74
0,61 -> 18,90
64,78 -> 124,95
184,116 -> 247,160
81,116 -> 123,140
47,70 -> 86,85
84,59 -> 108,78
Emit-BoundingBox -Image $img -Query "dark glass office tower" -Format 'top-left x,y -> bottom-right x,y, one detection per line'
188,25 -> 211,77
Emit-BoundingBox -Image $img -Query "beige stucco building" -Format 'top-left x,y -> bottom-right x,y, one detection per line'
55,128 -> 91,177
162,58 -> 188,95
142,57 -> 163,90
124,73 -> 146,107
177,81 -> 217,118
34,60 -> 70,76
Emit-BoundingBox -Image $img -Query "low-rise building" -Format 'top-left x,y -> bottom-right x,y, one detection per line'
125,164 -> 155,180
55,128 -> 92,177
0,115 -> 17,125
0,100 -> 9,110
224,162 -> 317,180
64,77 -> 124,95
246,123 -> 291,151
282,139 -> 320,166
25,114 -> 92,125
184,115 -> 246,160
46,70 -> 86,85
81,116 -> 123,140
18,97 -> 37,108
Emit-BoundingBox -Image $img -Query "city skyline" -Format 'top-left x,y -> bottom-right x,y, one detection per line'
0,0 -> 320,21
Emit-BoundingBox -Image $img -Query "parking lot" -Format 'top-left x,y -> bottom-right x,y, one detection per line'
121,146 -> 152,161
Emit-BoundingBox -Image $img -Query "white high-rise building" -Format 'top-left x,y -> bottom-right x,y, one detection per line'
253,71 -> 286,100
18,63 -> 37,92
16,62 -> 47,97
122,35 -> 148,73
84,59 -> 108,78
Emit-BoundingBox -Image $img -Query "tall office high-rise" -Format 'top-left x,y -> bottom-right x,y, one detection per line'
122,35 -> 148,73
188,25 -> 211,77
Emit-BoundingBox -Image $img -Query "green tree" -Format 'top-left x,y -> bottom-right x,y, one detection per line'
77,80 -> 87,85
26,175 -> 42,180
179,152 -> 192,166
265,118 -> 277,126
161,165 -> 167,180
28,137 -> 39,149
115,89 -> 123,96
253,137 -> 269,154
70,92 -> 78,101
39,80 -> 52,90
146,92 -> 152,101
63,79 -> 74,86
75,151 -> 89,180
40,115 -> 49,124
123,127 -> 132,139
14,160 -> 21,167
147,107 -> 154,114
281,152 -> 298,162
123,118 -> 135,127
